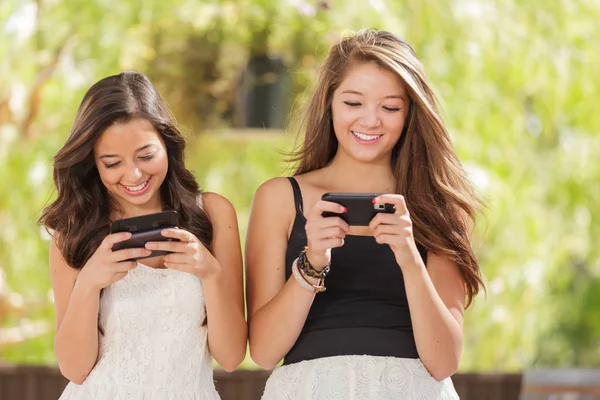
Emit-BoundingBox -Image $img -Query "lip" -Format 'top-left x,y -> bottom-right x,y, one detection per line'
120,177 -> 151,196
352,131 -> 383,145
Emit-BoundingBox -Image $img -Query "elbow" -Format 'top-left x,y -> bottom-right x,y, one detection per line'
247,322 -> 280,370
219,361 -> 242,373
430,369 -> 454,382
58,363 -> 89,385
428,360 -> 459,382
217,350 -> 246,373
215,339 -> 247,373
249,343 -> 278,371
55,342 -> 92,385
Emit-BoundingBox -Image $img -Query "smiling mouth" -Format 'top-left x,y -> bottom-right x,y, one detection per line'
352,131 -> 382,141
120,178 -> 151,193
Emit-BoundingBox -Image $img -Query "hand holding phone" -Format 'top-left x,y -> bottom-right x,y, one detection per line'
321,193 -> 395,226
77,232 -> 150,291
110,210 -> 180,260
304,199 -> 350,270
368,194 -> 421,271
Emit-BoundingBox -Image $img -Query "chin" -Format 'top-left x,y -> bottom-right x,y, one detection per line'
350,151 -> 390,164
112,188 -> 159,208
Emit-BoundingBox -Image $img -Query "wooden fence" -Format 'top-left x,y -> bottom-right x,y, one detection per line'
0,366 -> 522,400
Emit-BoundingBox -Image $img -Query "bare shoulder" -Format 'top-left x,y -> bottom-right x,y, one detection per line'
252,177 -> 295,213
254,176 -> 294,199
200,192 -> 241,241
201,192 -> 237,219
251,177 -> 296,227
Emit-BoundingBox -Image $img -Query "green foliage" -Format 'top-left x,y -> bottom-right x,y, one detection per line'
1,0 -> 599,372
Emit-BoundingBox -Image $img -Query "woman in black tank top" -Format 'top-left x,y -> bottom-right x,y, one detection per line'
245,29 -> 484,400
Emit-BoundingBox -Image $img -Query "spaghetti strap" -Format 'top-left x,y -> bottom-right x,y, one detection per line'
287,177 -> 304,216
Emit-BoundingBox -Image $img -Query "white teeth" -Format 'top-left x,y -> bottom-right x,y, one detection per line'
352,131 -> 381,141
124,179 -> 149,192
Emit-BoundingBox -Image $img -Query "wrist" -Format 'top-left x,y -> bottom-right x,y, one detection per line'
292,258 -> 325,293
398,257 -> 426,275
304,250 -> 329,272
197,256 -> 222,282
73,276 -> 102,297
301,247 -> 331,279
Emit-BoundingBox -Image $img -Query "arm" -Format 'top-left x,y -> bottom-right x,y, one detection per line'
50,239 -> 101,384
200,192 -> 248,372
50,233 -> 143,384
245,178 -> 315,369
245,178 -> 347,369
370,194 -> 465,380
403,253 -> 465,381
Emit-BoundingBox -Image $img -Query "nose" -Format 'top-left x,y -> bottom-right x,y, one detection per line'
125,164 -> 143,183
358,106 -> 381,128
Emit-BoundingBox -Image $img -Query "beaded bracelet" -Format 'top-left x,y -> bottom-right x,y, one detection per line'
292,258 -> 326,293
298,246 -> 330,279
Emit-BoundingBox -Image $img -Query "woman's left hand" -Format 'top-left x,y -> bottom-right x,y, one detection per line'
145,228 -> 220,280
369,194 -> 423,270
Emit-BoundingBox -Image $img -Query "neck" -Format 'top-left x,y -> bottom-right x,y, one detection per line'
324,151 -> 396,193
111,193 -> 163,220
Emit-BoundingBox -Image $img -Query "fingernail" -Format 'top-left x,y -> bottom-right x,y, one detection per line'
342,207 -> 348,213
145,243 -> 154,249
372,198 -> 377,204
145,249 -> 152,254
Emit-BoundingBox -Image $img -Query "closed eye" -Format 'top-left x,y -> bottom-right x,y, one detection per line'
344,101 -> 361,107
105,161 -> 121,169
383,106 -> 401,112
139,154 -> 155,161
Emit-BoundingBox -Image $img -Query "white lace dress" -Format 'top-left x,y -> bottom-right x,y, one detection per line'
59,262 -> 220,400
261,355 -> 459,400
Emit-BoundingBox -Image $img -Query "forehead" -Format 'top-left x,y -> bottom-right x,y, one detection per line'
337,61 -> 406,97
95,118 -> 162,153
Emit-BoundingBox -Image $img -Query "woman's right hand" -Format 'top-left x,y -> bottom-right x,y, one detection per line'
304,201 -> 349,270
77,232 -> 151,291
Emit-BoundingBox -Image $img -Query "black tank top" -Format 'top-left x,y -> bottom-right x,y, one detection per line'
283,177 -> 425,365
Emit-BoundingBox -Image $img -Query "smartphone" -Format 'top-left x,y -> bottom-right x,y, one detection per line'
321,193 -> 395,226
110,210 -> 180,260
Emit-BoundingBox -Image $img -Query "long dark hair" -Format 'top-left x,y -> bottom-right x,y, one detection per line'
290,29 -> 485,307
39,71 -> 213,269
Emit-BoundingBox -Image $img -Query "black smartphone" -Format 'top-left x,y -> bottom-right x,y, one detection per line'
321,193 -> 395,226
110,210 -> 180,260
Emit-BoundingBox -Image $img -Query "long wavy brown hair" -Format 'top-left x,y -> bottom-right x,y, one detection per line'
290,29 -> 485,306
39,71 -> 213,269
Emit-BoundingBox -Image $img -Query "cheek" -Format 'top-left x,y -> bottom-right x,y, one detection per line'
331,105 -> 354,134
385,114 -> 406,136
96,166 -> 121,186
144,154 -> 169,175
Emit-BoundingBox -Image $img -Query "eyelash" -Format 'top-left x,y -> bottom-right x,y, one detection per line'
104,154 -> 155,169
343,101 -> 400,112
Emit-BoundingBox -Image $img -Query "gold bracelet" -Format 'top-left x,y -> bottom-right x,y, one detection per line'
292,258 -> 326,293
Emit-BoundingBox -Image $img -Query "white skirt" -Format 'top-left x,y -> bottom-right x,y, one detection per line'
262,355 -> 459,400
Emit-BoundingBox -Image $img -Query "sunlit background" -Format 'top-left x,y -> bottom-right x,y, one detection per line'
1,0 -> 599,379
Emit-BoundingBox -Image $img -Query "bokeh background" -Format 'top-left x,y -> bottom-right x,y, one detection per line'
1,0 -> 599,376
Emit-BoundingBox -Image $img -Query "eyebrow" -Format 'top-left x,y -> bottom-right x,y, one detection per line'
341,90 -> 406,101
98,144 -> 155,159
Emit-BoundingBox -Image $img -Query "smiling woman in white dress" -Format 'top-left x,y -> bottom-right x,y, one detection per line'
39,71 -> 247,400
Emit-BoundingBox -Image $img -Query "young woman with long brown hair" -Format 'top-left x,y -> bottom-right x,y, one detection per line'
245,29 -> 484,399
40,71 -> 247,399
